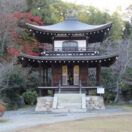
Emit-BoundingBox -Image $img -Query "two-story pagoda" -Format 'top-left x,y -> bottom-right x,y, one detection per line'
18,16 -> 118,97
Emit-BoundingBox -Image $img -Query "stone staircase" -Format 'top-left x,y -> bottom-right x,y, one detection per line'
52,94 -> 86,112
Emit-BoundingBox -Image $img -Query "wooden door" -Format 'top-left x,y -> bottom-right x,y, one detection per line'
74,65 -> 79,85
62,65 -> 68,85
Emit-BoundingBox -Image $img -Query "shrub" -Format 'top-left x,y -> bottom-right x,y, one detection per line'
0,101 -> 6,117
103,93 -> 115,103
89,90 -> 97,96
22,91 -> 38,105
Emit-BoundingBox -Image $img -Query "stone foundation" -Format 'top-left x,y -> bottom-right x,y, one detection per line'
35,95 -> 105,112
35,96 -> 53,112
86,96 -> 105,109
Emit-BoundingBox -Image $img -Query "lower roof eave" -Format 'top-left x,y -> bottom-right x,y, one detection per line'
18,53 -> 118,67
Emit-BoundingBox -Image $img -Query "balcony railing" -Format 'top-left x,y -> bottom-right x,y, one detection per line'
41,47 -> 99,56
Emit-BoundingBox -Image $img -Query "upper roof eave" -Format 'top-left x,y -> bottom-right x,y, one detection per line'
26,22 -> 112,33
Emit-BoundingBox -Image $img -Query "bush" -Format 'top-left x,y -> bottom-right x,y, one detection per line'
0,65 -> 27,109
0,101 -> 6,117
103,93 -> 115,103
89,90 -> 97,96
22,91 -> 38,105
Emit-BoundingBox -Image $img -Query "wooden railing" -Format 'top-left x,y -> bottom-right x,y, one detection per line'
40,47 -> 99,56
41,80 -> 100,87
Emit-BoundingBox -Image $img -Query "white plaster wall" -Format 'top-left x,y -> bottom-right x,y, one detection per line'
54,40 -> 86,51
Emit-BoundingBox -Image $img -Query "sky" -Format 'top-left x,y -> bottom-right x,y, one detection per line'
62,0 -> 132,13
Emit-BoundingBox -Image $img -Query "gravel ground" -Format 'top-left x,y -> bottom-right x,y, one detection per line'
0,106 -> 131,132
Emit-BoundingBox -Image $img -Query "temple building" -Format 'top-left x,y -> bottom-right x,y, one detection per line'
18,15 -> 118,112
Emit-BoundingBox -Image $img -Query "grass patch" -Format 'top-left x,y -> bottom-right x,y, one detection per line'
0,119 -> 8,123
106,104 -> 132,108
18,105 -> 35,110
17,114 -> 132,132
106,104 -> 132,112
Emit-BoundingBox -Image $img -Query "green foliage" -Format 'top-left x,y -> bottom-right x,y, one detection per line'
101,68 -> 117,102
124,21 -> 132,37
121,67 -> 132,100
26,0 -> 59,24
121,84 -> 132,100
89,90 -> 97,96
110,11 -> 123,40
103,93 -> 115,103
2,65 -> 27,89
79,6 -> 123,41
26,70 -> 39,91
0,65 -> 39,109
0,65 -> 27,108
0,101 -> 7,108
22,90 -> 38,105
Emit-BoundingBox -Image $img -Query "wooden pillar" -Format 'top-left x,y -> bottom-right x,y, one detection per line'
86,36 -> 89,50
87,64 -> 89,86
39,63 -> 42,96
46,67 -> 48,86
51,64 -> 53,86
96,63 -> 101,86
43,66 -> 45,86
52,37 -> 54,51
39,63 -> 42,86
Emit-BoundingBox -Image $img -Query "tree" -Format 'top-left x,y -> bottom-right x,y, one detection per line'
0,0 -> 26,57
10,12 -> 44,54
26,0 -> 58,24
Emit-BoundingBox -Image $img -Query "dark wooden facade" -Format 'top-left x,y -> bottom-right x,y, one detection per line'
38,63 -> 101,86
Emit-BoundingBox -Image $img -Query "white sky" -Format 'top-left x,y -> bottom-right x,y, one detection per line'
62,0 -> 132,13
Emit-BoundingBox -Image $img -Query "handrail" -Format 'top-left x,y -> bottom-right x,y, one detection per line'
58,80 -> 61,93
79,80 -> 82,94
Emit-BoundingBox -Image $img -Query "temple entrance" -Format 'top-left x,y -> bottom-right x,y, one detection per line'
68,65 -> 74,85
62,65 -> 79,86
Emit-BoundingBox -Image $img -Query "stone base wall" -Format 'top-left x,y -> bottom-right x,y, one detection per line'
35,97 -> 53,112
35,95 -> 105,112
86,96 -> 105,109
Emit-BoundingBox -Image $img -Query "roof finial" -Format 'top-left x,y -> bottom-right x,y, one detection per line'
65,9 -> 77,21
68,9 -> 74,16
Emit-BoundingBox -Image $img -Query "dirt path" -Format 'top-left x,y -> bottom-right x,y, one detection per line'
0,106 -> 132,132
17,114 -> 132,132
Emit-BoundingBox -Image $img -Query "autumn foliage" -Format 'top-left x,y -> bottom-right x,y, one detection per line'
7,12 -> 44,57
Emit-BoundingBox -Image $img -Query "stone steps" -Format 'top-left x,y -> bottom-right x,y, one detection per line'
55,88 -> 86,94
53,94 -> 86,110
